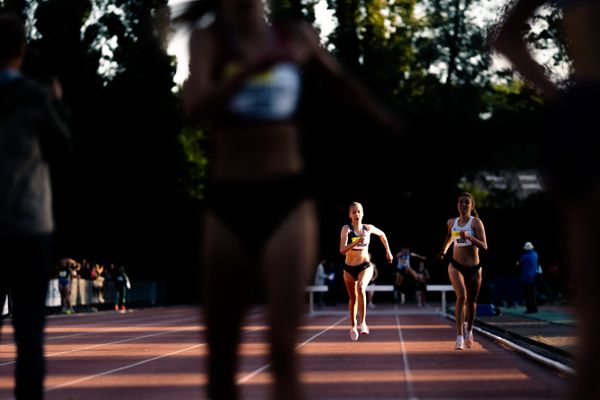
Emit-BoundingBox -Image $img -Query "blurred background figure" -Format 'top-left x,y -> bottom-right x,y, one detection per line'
175,0 -> 399,394
57,258 -> 79,314
415,260 -> 430,308
493,0 -> 600,396
517,242 -> 538,314
314,258 -> 334,309
92,263 -> 106,305
113,266 -> 131,312
367,253 -> 378,309
0,13 -> 70,400
394,245 -> 424,304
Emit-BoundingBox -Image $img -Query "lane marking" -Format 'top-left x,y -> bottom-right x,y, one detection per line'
237,316 -> 346,384
0,314 -> 198,350
37,325 -> 264,396
395,314 -> 418,400
44,343 -> 206,393
0,308 -> 265,348
1,311 -> 267,366
0,327 -> 197,367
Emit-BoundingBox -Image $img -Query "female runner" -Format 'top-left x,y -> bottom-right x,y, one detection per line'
439,193 -> 487,350
340,202 -> 393,341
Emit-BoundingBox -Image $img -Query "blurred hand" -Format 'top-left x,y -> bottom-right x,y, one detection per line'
460,231 -> 470,239
386,251 -> 393,264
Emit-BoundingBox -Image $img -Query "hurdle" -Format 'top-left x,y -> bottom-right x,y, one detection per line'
305,284 -> 453,316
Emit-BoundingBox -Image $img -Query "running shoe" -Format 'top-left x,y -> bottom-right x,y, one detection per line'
455,335 -> 465,350
465,329 -> 474,349
360,322 -> 370,335
349,327 -> 359,341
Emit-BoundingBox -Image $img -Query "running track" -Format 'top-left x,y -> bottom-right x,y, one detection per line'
0,306 -> 570,399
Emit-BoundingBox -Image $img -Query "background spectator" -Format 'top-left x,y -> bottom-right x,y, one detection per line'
314,259 -> 333,309
114,265 -> 131,312
92,263 -> 105,305
518,242 -> 538,314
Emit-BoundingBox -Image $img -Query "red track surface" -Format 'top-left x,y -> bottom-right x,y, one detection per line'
0,306 -> 570,399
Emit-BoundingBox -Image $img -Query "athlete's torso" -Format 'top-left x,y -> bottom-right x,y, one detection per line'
397,251 -> 411,270
345,224 -> 371,266
451,217 -> 475,248
450,216 -> 480,266
207,23 -> 307,180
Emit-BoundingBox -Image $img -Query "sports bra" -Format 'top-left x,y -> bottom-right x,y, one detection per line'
218,26 -> 302,121
224,61 -> 301,120
347,224 -> 370,251
451,217 -> 476,248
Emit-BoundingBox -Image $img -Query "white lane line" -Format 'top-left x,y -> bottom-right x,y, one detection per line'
0,327 -> 198,367
395,315 -> 418,400
1,310 -> 269,366
0,314 -> 199,350
236,316 -> 347,384
0,315 -> 199,355
40,325 -> 263,395
1,308 -> 266,349
44,343 -> 206,393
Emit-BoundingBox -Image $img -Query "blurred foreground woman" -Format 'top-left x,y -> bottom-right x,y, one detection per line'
493,1 -> 600,398
175,0 -> 400,397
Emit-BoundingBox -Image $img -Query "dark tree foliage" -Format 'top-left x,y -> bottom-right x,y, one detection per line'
2,0 -> 197,300
1,0 -> 571,300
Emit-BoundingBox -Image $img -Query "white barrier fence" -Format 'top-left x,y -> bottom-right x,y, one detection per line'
305,284 -> 454,316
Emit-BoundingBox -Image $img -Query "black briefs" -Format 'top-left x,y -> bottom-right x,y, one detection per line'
449,257 -> 481,281
343,261 -> 372,280
204,174 -> 310,251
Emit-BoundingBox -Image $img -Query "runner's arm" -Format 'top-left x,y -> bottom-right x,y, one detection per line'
467,218 -> 488,251
439,219 -> 454,258
368,225 -> 393,263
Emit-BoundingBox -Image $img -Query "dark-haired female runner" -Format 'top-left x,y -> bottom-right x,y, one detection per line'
439,193 -> 487,350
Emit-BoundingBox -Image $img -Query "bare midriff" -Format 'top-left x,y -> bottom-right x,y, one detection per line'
345,247 -> 370,267
212,123 -> 303,180
452,245 -> 480,267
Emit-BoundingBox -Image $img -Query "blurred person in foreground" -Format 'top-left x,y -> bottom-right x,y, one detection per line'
174,0 -> 401,396
0,14 -> 70,400
493,1 -> 600,397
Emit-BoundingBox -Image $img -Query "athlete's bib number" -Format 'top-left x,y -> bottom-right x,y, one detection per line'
452,231 -> 472,247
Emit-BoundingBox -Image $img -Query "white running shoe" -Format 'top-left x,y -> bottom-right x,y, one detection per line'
455,335 -> 465,350
465,329 -> 474,349
360,322 -> 370,335
350,327 -> 359,341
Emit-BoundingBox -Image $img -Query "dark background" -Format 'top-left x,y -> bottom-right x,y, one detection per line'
0,0 -> 570,304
